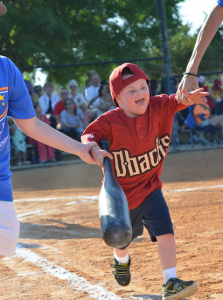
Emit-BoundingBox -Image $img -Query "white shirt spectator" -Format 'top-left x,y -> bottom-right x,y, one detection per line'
85,85 -> 101,103
39,93 -> 60,114
69,93 -> 88,107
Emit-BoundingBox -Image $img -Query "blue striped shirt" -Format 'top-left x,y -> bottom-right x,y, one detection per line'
217,0 -> 223,7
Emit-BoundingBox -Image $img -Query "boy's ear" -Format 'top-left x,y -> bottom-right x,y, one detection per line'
116,94 -> 122,104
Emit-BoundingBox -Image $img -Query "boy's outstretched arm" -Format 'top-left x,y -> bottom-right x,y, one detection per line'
13,116 -> 99,164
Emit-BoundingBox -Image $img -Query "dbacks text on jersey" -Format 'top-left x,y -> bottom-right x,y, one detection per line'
112,134 -> 170,178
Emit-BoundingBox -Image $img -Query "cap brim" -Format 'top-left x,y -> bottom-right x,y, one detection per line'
0,3 -> 7,16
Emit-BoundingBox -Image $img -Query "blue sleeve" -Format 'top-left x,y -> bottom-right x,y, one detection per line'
6,58 -> 36,119
217,0 -> 223,8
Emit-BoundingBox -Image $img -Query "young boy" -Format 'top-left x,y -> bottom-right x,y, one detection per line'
81,63 -> 209,300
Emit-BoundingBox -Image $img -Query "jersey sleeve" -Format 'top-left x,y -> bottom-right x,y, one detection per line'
158,94 -> 188,117
217,0 -> 223,8
7,58 -> 36,119
81,115 -> 112,145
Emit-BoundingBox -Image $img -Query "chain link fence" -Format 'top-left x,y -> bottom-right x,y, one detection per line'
2,1 -> 223,167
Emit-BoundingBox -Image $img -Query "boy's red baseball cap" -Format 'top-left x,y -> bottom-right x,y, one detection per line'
109,63 -> 150,107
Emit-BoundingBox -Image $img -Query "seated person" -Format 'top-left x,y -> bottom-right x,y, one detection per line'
215,90 -> 223,116
193,104 -> 223,134
94,84 -> 114,117
10,123 -> 30,166
34,85 -> 43,101
53,87 -> 69,126
68,79 -> 87,107
61,99 -> 84,141
212,79 -> 222,101
39,82 -> 59,128
79,103 -> 97,129
198,76 -> 216,114
28,103 -> 56,164
85,73 -> 101,105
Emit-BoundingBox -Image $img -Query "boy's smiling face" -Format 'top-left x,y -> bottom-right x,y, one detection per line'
116,75 -> 150,117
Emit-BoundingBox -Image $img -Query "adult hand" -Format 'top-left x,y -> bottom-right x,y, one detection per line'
180,88 -> 209,107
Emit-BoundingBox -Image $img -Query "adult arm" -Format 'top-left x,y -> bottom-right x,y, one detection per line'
177,3 -> 223,102
13,116 -> 97,164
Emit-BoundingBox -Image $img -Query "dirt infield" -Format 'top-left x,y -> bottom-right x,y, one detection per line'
1,148 -> 223,300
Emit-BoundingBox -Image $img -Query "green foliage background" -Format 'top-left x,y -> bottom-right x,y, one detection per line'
0,0 -> 223,86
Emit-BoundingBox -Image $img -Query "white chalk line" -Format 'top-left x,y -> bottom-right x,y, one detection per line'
15,244 -> 157,300
14,195 -> 99,203
17,210 -> 44,219
13,185 -> 223,204
164,185 -> 223,193
15,245 -> 122,300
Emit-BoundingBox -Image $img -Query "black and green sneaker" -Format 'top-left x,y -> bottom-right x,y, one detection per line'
162,277 -> 198,300
110,257 -> 131,287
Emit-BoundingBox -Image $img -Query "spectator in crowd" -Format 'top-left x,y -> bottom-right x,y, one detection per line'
10,123 -> 30,166
53,87 -> 70,126
100,80 -> 109,88
34,85 -> 43,100
85,73 -> 101,105
24,79 -> 35,100
28,103 -> 56,164
39,82 -> 59,128
79,103 -> 97,129
93,84 -> 114,117
68,79 -> 87,107
215,89 -> 223,116
150,79 -> 159,96
53,87 -> 84,127
61,99 -> 84,141
212,79 -> 222,101
85,70 -> 97,88
198,76 -> 216,113
193,103 -> 223,133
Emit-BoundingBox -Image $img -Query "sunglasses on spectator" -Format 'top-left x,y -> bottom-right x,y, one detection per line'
70,86 -> 77,88
36,89 -> 42,92
61,92 -> 68,94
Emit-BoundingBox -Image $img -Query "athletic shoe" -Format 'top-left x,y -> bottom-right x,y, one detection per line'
110,257 -> 131,286
162,277 -> 198,299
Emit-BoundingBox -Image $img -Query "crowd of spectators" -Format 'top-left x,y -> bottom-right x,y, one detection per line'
10,71 -> 114,165
10,72 -> 223,165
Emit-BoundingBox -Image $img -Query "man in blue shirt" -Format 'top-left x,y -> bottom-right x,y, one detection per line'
0,2 -> 112,258
177,1 -> 223,103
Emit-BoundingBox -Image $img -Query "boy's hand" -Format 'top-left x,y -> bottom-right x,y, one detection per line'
178,88 -> 209,107
77,142 -> 98,164
90,144 -> 113,167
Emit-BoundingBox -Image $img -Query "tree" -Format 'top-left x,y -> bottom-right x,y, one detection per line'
0,0 -> 192,84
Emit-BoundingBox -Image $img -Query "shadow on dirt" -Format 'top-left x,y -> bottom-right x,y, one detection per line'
134,295 -> 187,300
19,220 -> 102,240
133,295 -> 162,300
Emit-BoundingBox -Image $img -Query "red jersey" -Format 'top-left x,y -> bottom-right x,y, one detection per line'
82,94 -> 187,210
